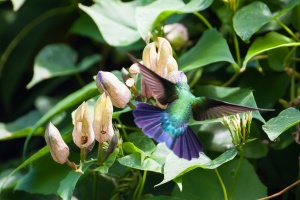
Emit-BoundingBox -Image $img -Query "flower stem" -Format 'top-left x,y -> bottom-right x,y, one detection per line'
193,12 -> 213,29
97,142 -> 104,165
275,19 -> 300,42
229,148 -> 244,199
215,168 -> 228,200
137,170 -> 147,199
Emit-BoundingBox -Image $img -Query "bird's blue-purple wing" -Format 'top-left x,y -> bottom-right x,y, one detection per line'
133,102 -> 203,160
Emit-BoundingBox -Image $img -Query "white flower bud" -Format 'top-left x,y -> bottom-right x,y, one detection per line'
93,94 -> 114,143
45,122 -> 69,164
164,23 -> 189,50
72,102 -> 95,149
96,71 -> 131,108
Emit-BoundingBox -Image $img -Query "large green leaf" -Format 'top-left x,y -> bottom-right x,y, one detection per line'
79,0 -> 141,46
233,0 -> 299,41
179,29 -> 237,72
70,14 -> 105,43
58,164 -> 92,200
27,44 -> 100,88
15,154 -> 91,199
172,158 -> 267,199
262,108 -> 300,141
233,1 -> 272,42
157,148 -> 237,186
243,32 -> 300,67
136,0 -> 213,39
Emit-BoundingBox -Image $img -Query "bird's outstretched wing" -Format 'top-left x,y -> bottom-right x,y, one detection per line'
192,97 -> 274,121
129,54 -> 178,105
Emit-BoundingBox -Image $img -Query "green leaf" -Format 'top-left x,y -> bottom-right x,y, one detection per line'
118,143 -> 169,173
233,0 -> 299,41
0,110 -> 44,141
233,2 -> 272,42
267,48 -> 290,71
118,153 -> 163,173
94,148 -> 119,174
27,44 -> 100,88
262,108 -> 300,141
172,158 -> 267,199
136,0 -> 212,38
157,148 -> 237,185
128,132 -> 156,154
70,14 -> 105,43
192,85 -> 266,123
15,153 -> 91,199
58,164 -> 92,200
79,0 -> 140,46
179,29 -> 237,72
243,32 -> 300,67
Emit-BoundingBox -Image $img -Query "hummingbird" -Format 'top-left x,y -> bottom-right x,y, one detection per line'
129,55 -> 272,160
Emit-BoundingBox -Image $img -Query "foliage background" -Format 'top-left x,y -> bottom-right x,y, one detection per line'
0,0 -> 299,199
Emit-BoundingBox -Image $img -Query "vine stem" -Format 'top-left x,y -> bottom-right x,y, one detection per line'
257,179 -> 300,200
193,12 -> 213,29
229,148 -> 244,199
215,168 -> 228,200
0,5 -> 74,75
137,170 -> 147,199
275,19 -> 300,42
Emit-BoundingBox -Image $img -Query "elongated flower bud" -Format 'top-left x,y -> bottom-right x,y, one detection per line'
96,71 -> 131,108
93,94 -> 114,143
45,122 -> 69,164
72,102 -> 95,149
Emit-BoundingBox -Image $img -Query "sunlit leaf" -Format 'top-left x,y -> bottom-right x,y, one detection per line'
157,148 -> 237,186
118,143 -> 169,173
79,0 -> 141,46
262,108 -> 300,141
243,32 -> 300,67
27,44 -> 100,88
11,0 -> 26,11
179,29 -> 237,71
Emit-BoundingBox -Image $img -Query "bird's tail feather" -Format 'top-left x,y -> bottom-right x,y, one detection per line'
133,102 -> 203,160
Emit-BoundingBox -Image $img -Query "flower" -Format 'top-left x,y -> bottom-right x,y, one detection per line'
72,102 -> 95,149
45,122 -> 69,164
93,93 -> 114,143
164,23 -> 189,50
96,71 -> 131,108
